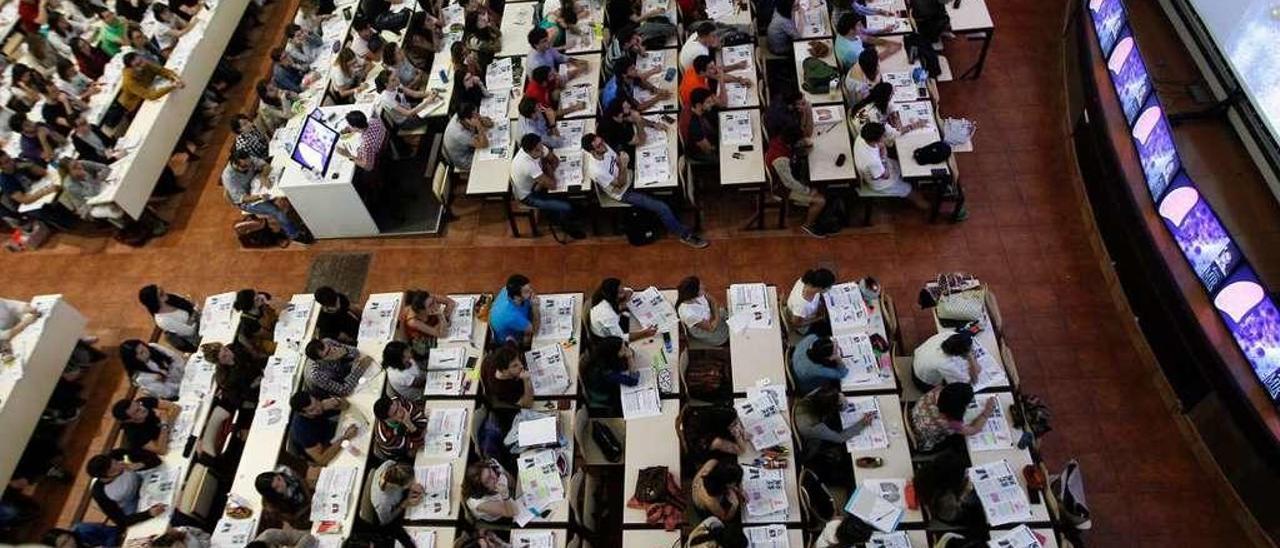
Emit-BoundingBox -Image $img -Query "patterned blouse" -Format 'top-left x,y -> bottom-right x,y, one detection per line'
910,385 -> 966,451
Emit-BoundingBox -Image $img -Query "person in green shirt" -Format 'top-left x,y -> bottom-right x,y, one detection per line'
95,11 -> 128,56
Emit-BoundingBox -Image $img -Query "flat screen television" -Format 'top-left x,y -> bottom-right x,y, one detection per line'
1130,95 -> 1181,200
1107,27 -> 1152,125
1089,0 -> 1127,56
1157,171 -> 1242,292
1213,265 -> 1280,401
290,112 -> 340,176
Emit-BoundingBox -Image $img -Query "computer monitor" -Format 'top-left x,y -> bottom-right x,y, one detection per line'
1107,27 -> 1152,125
1089,0 -> 1127,57
1157,171 -> 1241,293
1213,265 -> 1280,402
1130,95 -> 1181,200
290,112 -> 340,176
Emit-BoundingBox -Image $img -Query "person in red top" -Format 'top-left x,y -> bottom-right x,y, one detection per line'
765,126 -> 827,237
524,66 -> 585,118
17,0 -> 41,34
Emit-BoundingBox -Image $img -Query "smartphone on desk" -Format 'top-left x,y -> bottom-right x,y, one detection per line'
738,144 -> 754,152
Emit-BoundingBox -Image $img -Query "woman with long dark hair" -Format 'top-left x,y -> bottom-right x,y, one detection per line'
589,278 -> 656,342
581,336 -> 638,413
138,284 -> 200,351
401,289 -> 456,358
119,340 -> 186,400
462,459 -> 517,522
254,465 -> 311,527
675,276 -> 729,346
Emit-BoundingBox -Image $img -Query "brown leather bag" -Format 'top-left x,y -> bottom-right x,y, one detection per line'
634,466 -> 669,504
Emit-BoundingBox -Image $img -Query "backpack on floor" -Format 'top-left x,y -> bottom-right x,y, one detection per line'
623,209 -> 662,246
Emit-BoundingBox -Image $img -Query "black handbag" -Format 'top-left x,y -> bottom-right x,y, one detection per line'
591,421 -> 623,463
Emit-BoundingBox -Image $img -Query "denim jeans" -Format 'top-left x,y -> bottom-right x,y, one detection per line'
521,192 -> 575,225
622,190 -> 690,238
241,200 -> 301,239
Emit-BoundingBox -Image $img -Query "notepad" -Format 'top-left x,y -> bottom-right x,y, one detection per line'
518,416 -> 559,447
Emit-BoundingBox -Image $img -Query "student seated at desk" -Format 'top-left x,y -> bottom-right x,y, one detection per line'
481,343 -> 535,408
786,268 -> 834,334
539,0 -> 588,47
843,47 -> 881,107
681,405 -> 748,461
764,90 -> 814,143
138,284 -> 201,352
911,331 -> 979,391
85,448 -> 165,527
269,47 -> 308,94
40,85 -> 81,138
247,527 -> 318,548
149,526 -> 210,547
254,465 -> 312,527
450,43 -> 487,108
349,20 -> 382,62
914,450 -> 984,527
54,159 -> 111,222
382,341 -> 426,401
794,386 -> 872,463
331,48 -> 370,105
111,396 -> 179,453
402,289 -> 457,358
442,103 -> 492,173
288,391 -> 359,465
120,340 -> 186,401
850,82 -> 924,141
314,286 -> 361,344
465,10 -> 502,60
582,336 -> 638,413
10,116 -> 67,164
833,12 -> 901,70
525,28 -> 588,80
511,133 -> 587,238
603,56 -> 672,113
605,0 -> 673,38
283,23 -> 322,67
304,338 -> 372,397
675,276 -> 729,346
517,98 -> 565,149
909,382 -> 993,452
119,52 -> 184,115
790,334 -> 846,395
462,459 -> 518,522
373,395 -> 428,462
202,341 -> 268,408
679,55 -> 750,109
604,27 -> 646,79
766,127 -> 830,238
383,43 -> 426,90
679,88 -> 718,163
234,289 -> 278,347
687,516 -> 748,548
854,122 -> 932,209
582,134 -> 709,248
525,66 -> 586,118
691,459 -> 744,521
814,515 -> 875,547
230,114 -> 271,161
590,278 -> 644,340
222,151 -> 310,244
376,71 -> 437,132
491,274 -> 540,346
679,23 -> 717,70
368,462 -> 423,545
765,0 -> 800,56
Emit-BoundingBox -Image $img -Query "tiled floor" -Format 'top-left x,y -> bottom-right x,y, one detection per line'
0,0 -> 1258,545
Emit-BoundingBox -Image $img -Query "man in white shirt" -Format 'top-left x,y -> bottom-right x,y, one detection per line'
349,20 -> 379,61
512,133 -> 585,239
911,331 -> 978,391
376,71 -> 434,132
854,122 -> 931,212
679,23 -> 750,72
580,133 -> 708,248
785,267 -> 835,334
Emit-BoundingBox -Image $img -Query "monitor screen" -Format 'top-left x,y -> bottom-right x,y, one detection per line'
1107,27 -> 1152,125
1157,171 -> 1242,292
1089,0 -> 1127,56
1213,266 -> 1280,401
1130,95 -> 1181,200
290,113 -> 340,175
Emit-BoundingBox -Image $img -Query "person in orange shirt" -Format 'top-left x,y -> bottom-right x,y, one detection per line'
678,54 -> 751,109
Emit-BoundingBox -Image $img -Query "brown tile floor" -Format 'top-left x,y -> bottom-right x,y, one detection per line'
0,0 -> 1258,545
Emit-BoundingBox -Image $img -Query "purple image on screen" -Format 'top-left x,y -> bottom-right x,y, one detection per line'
291,115 -> 338,173
1214,267 -> 1280,401
1158,173 -> 1240,292
1131,96 -> 1181,199
1107,29 -> 1151,124
1090,0 -> 1126,56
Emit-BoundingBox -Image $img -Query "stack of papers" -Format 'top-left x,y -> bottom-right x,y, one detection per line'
554,150 -> 584,189
734,388 -> 790,450
742,465 -> 788,518
511,530 -> 556,548
824,282 -> 872,333
800,7 -> 827,36
722,111 -> 754,146
970,339 -> 1009,391
486,57 -> 516,90
517,449 -> 565,517
474,119 -> 512,162
518,416 -> 559,448
535,295 -> 577,340
200,292 -> 237,339
260,353 -> 303,409
273,296 -> 316,350
726,82 -> 751,108
427,346 -> 467,370
406,463 -> 452,519
210,516 -> 258,548
138,466 -> 182,514
842,396 -> 889,451
898,101 -> 934,129
168,399 -> 203,447
744,524 -> 788,547
835,333 -> 881,388
965,395 -> 1013,452
178,353 -> 217,400
526,344 -> 572,395
884,71 -> 923,103
310,465 -> 359,523
358,294 -> 401,344
988,525 -> 1043,548
560,84 -> 591,112
626,287 -> 678,330
479,93 -> 510,122
621,368 -> 662,420
706,0 -> 735,19
845,482 -> 903,532
424,369 -> 466,395
728,283 -> 773,328
869,531 -> 913,548
867,14 -> 911,33
422,407 -> 469,458
967,460 -> 1033,526
635,144 -> 670,188
556,120 -> 589,151
445,296 -> 476,342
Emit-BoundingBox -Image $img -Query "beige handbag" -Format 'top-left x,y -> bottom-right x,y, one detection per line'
936,287 -> 986,322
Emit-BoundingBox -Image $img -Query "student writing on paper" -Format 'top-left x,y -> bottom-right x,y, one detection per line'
254,465 -> 312,528
582,336 -> 639,414
764,89 -> 815,144
138,284 -> 200,352
368,462 -> 423,546
373,395 -> 429,462
331,48 -> 371,104
491,274 -> 541,346
481,343 -> 535,408
676,276 -> 730,347
791,335 -> 848,395
681,406 -> 749,461
382,341 -> 427,401
911,331 -> 979,391
795,387 -> 872,459
525,66 -> 586,118
233,289 -> 279,350
786,268 -> 835,335
111,396 -> 179,453
603,56 -> 673,113
512,134 -> 587,238
402,289 -> 457,358
598,100 -> 665,159
679,55 -> 750,109
692,460 -> 745,521
914,451 -> 982,527
849,82 -> 927,141
314,286 -> 362,344
465,10 -> 502,60
303,338 -> 372,398
518,98 -> 566,149
766,0 -> 801,56
202,341 -> 268,409
85,448 -> 165,527
605,27 -> 656,80
843,47 -> 882,107
909,383 -> 994,452
589,279 -> 652,340
222,151 -> 309,244
287,392 -> 358,465
525,27 -> 589,80
814,515 -> 876,547
119,340 -> 187,401
377,71 -> 437,133
463,459 -> 519,522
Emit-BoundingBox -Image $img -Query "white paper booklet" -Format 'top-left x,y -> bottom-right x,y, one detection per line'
358,294 -> 401,344
511,530 -> 556,548
842,396 -> 889,451
486,57 -> 515,90
735,388 -> 790,450
965,395 -> 1014,452
744,524 -> 789,547
526,344 -> 572,395
884,71 -> 922,103
274,294 -> 316,350
869,531 -> 913,548
635,143 -> 671,188
445,296 -> 476,342
210,516 -> 258,548
406,530 -> 436,548
621,367 -> 662,420
722,111 -> 754,146
422,407 -> 468,458
406,463 -> 452,519
535,294 -> 577,341
200,292 -> 236,339
260,353 -> 303,408
553,150 -> 584,190
835,333 -> 881,388
627,287 -> 679,330
424,370 -> 466,396
517,448 -> 566,514
427,346 -> 467,370
825,282 -> 871,333
138,466 -> 183,514
310,465 -> 359,522
967,459 -> 1033,526
845,481 -> 903,533
988,525 -> 1044,548
742,465 -> 789,519
970,339 -> 1008,391
729,283 -> 773,329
